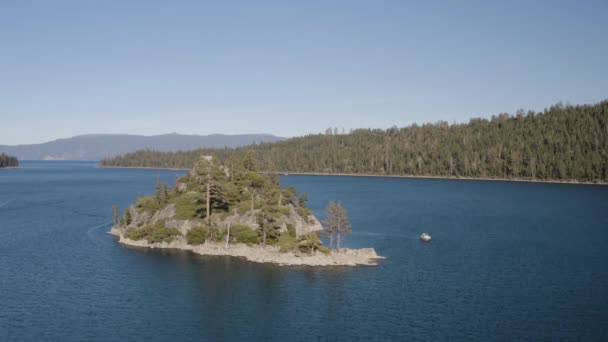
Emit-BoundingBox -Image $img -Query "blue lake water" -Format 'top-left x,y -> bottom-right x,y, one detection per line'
1,161 -> 607,341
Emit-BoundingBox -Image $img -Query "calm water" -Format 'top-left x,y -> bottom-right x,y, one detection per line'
1,161 -> 607,341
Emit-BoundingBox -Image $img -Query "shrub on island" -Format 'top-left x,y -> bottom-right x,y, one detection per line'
277,233 -> 297,252
230,224 -> 258,245
186,226 -> 209,245
296,233 -> 323,254
173,192 -> 202,219
276,231 -> 325,254
136,196 -> 159,213
124,220 -> 180,243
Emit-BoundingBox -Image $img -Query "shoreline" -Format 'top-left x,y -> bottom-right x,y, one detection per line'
98,165 -> 606,186
110,230 -> 384,267
98,165 -> 190,171
280,172 -> 607,186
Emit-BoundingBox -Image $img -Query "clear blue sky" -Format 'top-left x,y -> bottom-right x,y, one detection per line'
1,0 -> 607,145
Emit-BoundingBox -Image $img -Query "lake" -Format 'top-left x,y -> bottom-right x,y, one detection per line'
1,161 -> 607,341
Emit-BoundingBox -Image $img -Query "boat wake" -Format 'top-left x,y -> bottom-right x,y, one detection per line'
351,231 -> 418,239
86,220 -> 113,245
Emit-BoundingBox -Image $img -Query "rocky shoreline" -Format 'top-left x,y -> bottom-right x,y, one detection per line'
109,228 -> 384,267
108,155 -> 385,267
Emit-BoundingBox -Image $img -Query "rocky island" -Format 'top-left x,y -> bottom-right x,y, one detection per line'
110,154 -> 383,266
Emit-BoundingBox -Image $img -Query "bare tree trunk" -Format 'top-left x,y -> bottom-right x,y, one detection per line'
206,177 -> 210,220
263,230 -> 267,245
336,217 -> 341,251
112,205 -> 118,225
337,231 -> 341,251
225,224 -> 231,248
329,231 -> 333,250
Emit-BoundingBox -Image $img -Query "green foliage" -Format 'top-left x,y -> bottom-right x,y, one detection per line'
277,234 -> 297,252
283,187 -> 297,205
297,233 -> 322,254
298,193 -> 308,207
208,225 -> 225,242
123,226 -> 145,240
136,196 -> 159,213
264,205 -> 289,219
323,201 -> 352,233
323,201 -> 352,250
277,231 -> 324,254
148,225 -> 180,243
173,192 -> 203,219
124,220 -> 180,243
120,208 -> 132,225
0,153 -> 19,168
276,206 -> 291,216
237,199 -> 266,214
296,207 -> 312,220
286,223 -> 296,238
241,151 -> 259,171
110,154 -> 318,250
193,157 -> 235,217
231,224 -> 259,244
256,208 -> 282,245
101,101 -> 608,182
318,246 -> 331,255
186,226 -> 209,245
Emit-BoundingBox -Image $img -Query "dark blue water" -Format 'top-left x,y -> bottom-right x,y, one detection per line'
1,161 -> 607,341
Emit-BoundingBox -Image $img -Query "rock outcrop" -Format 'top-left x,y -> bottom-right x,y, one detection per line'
111,203 -> 323,238
110,233 -> 384,267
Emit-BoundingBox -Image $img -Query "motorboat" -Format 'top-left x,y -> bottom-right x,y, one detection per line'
420,233 -> 432,242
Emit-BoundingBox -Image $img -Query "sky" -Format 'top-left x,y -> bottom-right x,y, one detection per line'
1,0 -> 607,145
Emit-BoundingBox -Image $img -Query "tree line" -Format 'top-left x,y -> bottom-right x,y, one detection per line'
101,100 -> 608,182
0,153 -> 19,168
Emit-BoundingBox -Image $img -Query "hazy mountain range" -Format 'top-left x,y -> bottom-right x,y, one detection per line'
0,133 -> 285,160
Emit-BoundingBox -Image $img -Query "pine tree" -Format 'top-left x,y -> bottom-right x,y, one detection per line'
100,100 -> 608,183
322,201 -> 352,251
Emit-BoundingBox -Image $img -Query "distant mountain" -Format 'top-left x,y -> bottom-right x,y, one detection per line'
0,133 -> 286,160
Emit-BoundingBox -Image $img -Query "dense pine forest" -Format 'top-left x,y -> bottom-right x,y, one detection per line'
101,101 -> 608,182
0,153 -> 19,168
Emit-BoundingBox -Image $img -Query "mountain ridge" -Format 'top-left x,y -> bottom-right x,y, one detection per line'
0,133 -> 285,160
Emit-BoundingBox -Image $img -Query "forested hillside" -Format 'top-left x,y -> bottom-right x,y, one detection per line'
101,101 -> 608,182
0,153 -> 19,168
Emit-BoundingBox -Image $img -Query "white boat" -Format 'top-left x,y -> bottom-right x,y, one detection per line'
420,233 -> 432,242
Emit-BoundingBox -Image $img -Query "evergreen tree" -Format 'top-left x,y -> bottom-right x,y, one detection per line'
0,154 -> 19,168
194,157 -> 231,219
298,193 -> 308,208
100,100 -> 608,183
322,201 -> 352,251
112,205 -> 118,225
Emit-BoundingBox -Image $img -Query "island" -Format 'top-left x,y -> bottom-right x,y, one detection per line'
109,154 -> 383,266
0,153 -> 19,168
